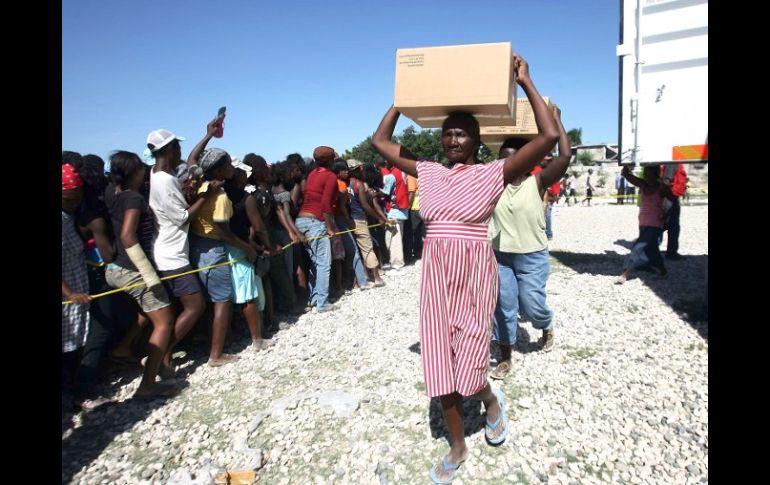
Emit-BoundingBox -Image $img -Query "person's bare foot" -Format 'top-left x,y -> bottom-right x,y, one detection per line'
133,381 -> 180,400
207,354 -> 240,367
251,339 -> 276,352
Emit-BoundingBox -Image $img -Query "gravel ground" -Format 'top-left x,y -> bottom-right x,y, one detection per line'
62,204 -> 708,485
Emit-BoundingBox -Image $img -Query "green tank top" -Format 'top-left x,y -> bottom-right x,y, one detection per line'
489,175 -> 547,253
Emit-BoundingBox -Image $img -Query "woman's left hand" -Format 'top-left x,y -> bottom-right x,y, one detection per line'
513,54 -> 530,86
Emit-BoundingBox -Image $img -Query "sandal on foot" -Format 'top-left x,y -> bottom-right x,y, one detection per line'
490,360 -> 512,380
485,387 -> 508,446
429,456 -> 466,484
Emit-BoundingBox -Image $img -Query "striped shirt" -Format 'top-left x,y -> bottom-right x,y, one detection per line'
417,159 -> 506,397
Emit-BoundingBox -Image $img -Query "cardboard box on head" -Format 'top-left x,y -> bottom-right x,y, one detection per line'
480,97 -> 553,152
394,42 -> 517,129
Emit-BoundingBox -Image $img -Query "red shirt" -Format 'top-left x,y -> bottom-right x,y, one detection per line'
530,166 -> 560,195
381,166 -> 410,210
299,167 -> 338,220
549,181 -> 561,195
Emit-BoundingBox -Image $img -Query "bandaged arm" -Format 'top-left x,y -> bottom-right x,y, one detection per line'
125,243 -> 161,288
120,207 -> 161,288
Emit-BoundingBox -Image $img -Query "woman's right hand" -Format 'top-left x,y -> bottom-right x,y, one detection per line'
68,292 -> 92,305
513,54 -> 531,87
206,117 -> 220,138
205,179 -> 224,196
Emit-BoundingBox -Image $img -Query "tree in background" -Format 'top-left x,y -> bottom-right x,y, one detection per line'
577,151 -> 594,166
342,136 -> 381,165
568,127 -> 582,147
398,126 -> 443,160
343,125 -> 497,164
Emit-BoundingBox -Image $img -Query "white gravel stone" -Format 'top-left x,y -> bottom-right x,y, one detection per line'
61,204 -> 708,485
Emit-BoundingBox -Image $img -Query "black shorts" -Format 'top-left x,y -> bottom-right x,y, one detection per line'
586,188 -> 593,198
159,265 -> 202,297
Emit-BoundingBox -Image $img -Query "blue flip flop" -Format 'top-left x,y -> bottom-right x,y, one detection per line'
429,456 -> 465,484
485,387 -> 508,446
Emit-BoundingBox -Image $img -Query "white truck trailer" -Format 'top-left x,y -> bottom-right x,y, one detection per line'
617,0 -> 708,165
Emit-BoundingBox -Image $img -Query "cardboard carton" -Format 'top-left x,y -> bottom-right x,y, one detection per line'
394,42 -> 517,128
480,97 -> 553,150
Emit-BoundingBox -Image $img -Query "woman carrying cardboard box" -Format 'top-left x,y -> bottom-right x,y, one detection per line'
373,54 -> 558,484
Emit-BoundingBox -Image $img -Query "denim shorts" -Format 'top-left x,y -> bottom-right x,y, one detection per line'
189,235 -> 234,303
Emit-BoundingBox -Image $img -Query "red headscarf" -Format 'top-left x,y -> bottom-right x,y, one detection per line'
62,163 -> 84,190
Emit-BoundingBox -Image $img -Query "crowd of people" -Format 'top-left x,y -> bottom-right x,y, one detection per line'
61,118 -> 424,408
61,52 -> 689,485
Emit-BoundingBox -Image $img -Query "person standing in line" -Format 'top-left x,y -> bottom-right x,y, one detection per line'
104,151 -> 179,397
348,160 -> 387,287
294,146 -> 340,313
407,172 -> 424,260
147,122 -> 222,373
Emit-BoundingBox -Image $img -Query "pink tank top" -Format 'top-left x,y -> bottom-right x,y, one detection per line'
638,187 -> 664,228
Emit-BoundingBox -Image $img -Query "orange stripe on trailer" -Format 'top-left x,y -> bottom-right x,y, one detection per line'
673,144 -> 708,160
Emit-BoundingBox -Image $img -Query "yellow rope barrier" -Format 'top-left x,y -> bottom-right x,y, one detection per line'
63,221 -> 391,305
563,191 -> 707,201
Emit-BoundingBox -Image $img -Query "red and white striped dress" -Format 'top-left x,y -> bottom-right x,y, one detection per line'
417,159 -> 506,397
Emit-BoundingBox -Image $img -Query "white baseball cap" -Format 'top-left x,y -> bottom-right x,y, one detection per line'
146,129 -> 186,153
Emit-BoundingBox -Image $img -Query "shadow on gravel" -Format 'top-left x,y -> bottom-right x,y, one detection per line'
550,250 -> 708,340
428,397 -> 486,442
409,342 -> 420,355
61,378 -> 191,484
61,307 -> 301,483
613,239 -> 636,250
408,351 -> 503,442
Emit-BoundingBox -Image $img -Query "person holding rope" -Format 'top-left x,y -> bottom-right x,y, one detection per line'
294,146 -> 341,313
188,140 -> 257,367
104,151 -> 179,398
372,54 -> 558,484
147,122 -> 223,373
62,163 -> 93,399
347,159 -> 387,287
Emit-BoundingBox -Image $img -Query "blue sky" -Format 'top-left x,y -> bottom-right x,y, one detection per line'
62,0 -> 619,163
